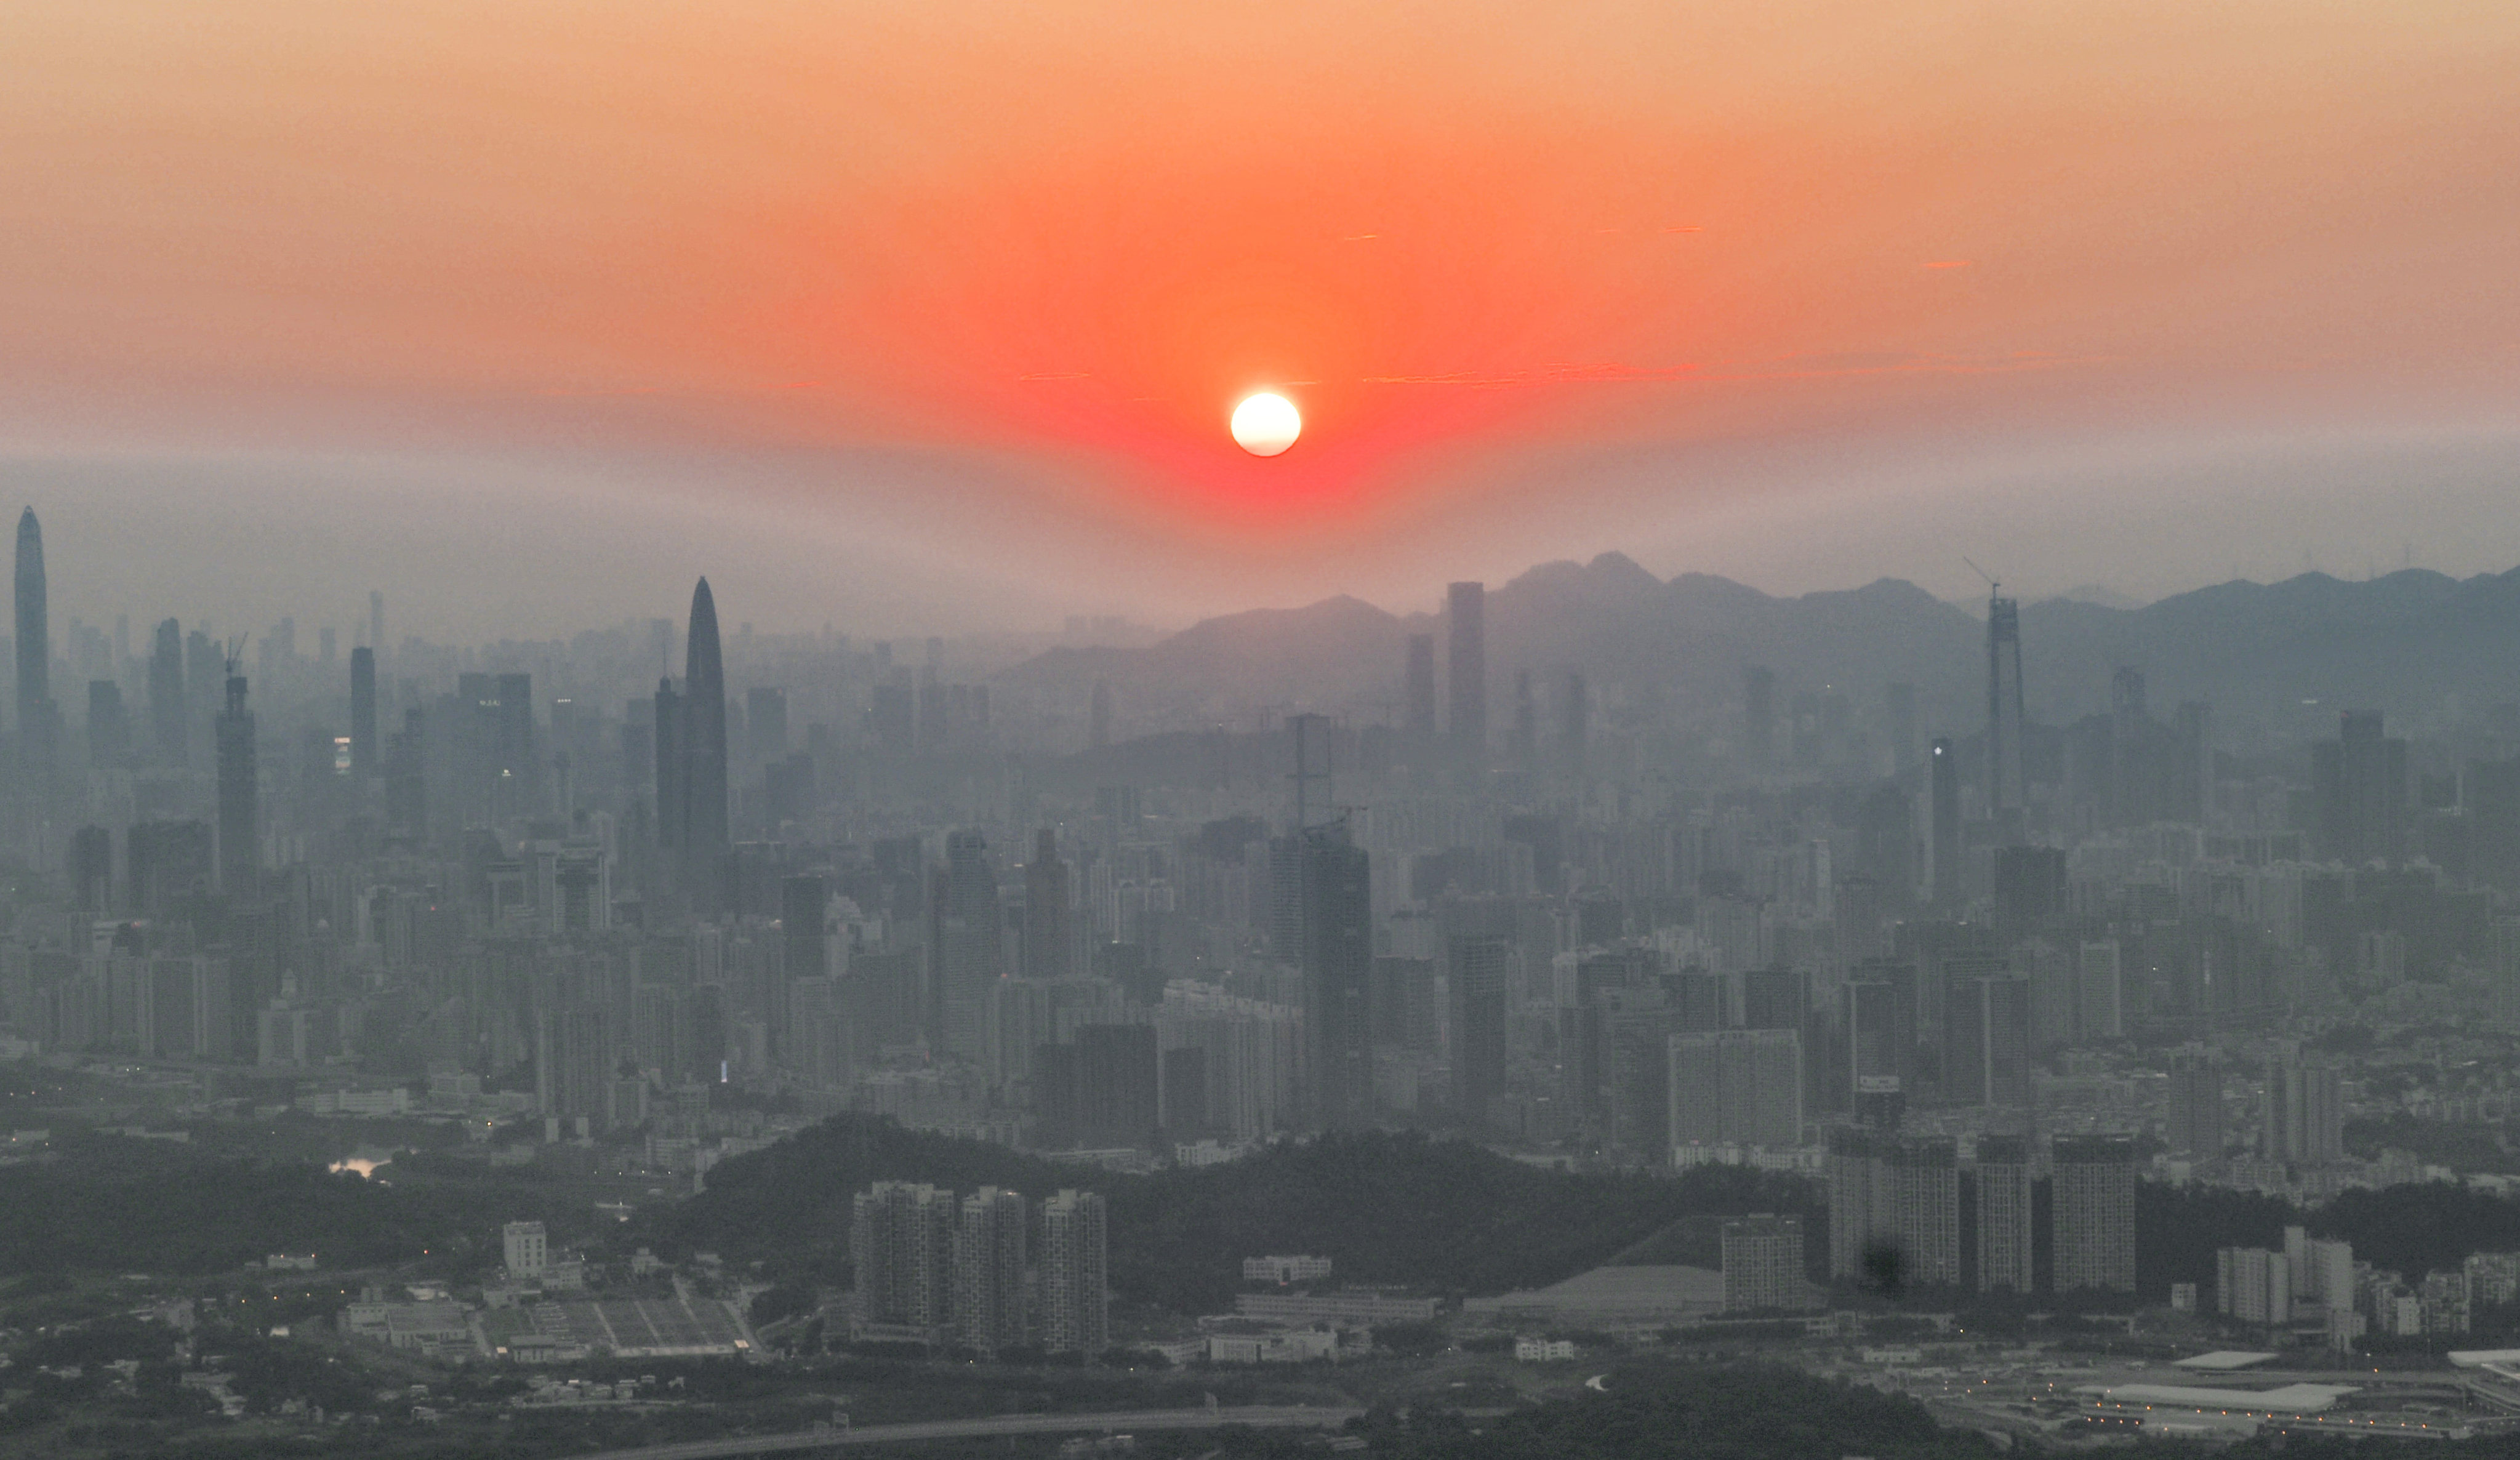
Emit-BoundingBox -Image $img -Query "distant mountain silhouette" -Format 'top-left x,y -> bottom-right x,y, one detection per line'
1000,556 -> 2520,739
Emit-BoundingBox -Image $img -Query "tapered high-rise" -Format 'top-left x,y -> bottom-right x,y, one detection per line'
14,507 -> 50,771
683,579 -> 729,856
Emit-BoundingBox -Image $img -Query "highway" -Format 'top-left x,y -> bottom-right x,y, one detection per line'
565,1404 -> 1366,1460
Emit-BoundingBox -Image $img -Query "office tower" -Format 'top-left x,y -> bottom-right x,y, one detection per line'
1023,830 -> 1072,981
1297,821 -> 1373,1131
2167,1046 -> 2223,1157
386,707 -> 425,840
951,1187 -> 1027,1357
1039,1189 -> 1109,1356
68,825 -> 111,913
851,1182 -> 957,1342
85,680 -> 129,768
1929,737 -> 1962,909
652,677 -> 684,846
1160,1046 -> 1208,1136
2262,1043 -> 2343,1164
1667,1028 -> 1803,1150
2052,1136 -> 2138,1294
928,830 -> 1003,1057
368,590 -> 384,660
1743,665 -> 1775,764
1403,633 -> 1437,741
781,873 -> 828,982
1887,680 -> 1918,773
1855,785 -> 1917,920
1446,581 -> 1485,764
1976,1135 -> 2034,1294
1448,933 -> 1509,1128
215,662 -> 257,901
13,507 -> 50,772
492,671 -> 537,816
2311,710 -> 2408,865
348,646 -> 377,779
148,619 -> 184,764
1986,588 -> 2025,814
1720,1215 -> 1813,1313
1944,973 -> 2032,1108
1741,966 -> 1807,1032
1842,967 -> 1916,1111
2218,1246 -> 2292,1325
1087,678 -> 1112,750
681,578 -> 731,893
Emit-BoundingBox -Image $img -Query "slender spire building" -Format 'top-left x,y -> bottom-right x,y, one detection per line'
683,577 -> 730,868
14,507 -> 52,772
1986,587 -> 2026,817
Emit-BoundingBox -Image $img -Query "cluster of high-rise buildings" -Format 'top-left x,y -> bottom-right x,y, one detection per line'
848,1181 -> 1107,1356
10,508 -> 2520,1320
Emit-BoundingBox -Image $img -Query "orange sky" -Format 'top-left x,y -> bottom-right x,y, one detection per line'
4,2 -> 2518,630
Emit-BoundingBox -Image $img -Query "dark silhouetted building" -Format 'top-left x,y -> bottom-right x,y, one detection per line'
1930,737 -> 1962,909
349,645 -> 377,779
1448,933 -> 1509,1128
1987,588 -> 2026,815
148,617 -> 185,765
2313,710 -> 2407,865
1299,820 -> 1373,1131
1023,829 -> 1072,981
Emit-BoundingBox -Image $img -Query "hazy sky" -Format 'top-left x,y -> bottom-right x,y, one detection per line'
6,2 -> 2517,640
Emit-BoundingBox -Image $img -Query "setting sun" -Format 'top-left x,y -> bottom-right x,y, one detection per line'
1230,392 -> 1301,457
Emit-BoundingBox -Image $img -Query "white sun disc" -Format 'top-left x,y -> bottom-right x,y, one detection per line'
1230,392 -> 1301,456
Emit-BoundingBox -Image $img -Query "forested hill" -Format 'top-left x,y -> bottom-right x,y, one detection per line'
651,1118 -> 1816,1312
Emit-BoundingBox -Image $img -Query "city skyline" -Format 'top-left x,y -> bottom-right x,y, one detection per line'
4,5 -> 2518,635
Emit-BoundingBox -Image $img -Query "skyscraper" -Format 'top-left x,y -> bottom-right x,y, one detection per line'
1039,1188 -> 1109,1356
1402,633 -> 1436,742
1930,737 -> 1962,910
348,645 -> 377,779
1447,933 -> 1509,1129
2263,1043 -> 2343,1165
215,660 -> 257,900
1445,580 -> 1485,765
681,577 -> 730,897
2312,710 -> 2408,865
2052,1136 -> 2138,1294
1298,820 -> 1373,1131
367,589 -> 385,662
930,830 -> 1003,1058
1975,1134 -> 2034,1294
148,618 -> 185,765
1022,829 -> 1072,981
1743,665 -> 1775,765
652,676 -> 684,847
1943,973 -> 2032,1108
13,507 -> 50,772
2167,1045 -> 2223,1158
1986,588 -> 2026,816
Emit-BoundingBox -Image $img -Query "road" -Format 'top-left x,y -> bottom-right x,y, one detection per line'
564,1404 -> 1366,1460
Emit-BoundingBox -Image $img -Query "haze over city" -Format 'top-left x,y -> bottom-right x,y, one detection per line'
7,5 -> 2520,1459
